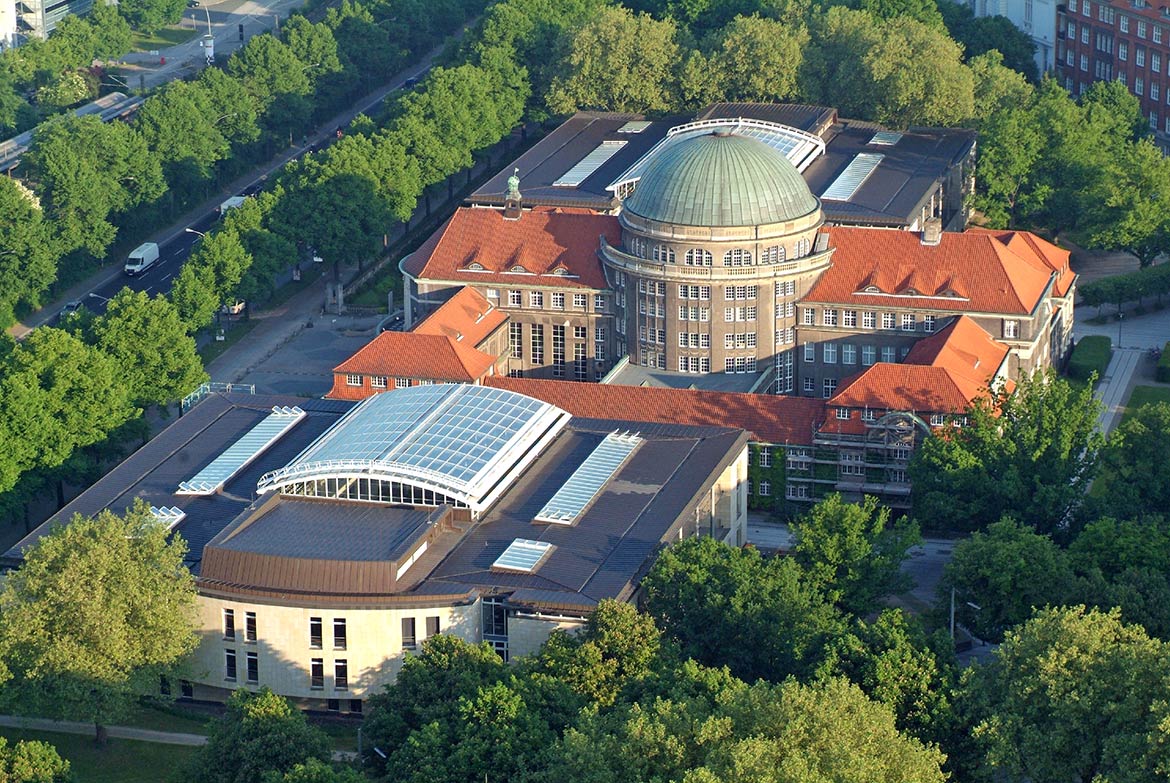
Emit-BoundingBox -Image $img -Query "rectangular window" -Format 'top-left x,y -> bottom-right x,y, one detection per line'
345,374 -> 361,387
842,344 -> 856,364
573,326 -> 586,340
223,609 -> 235,641
803,377 -> 816,393
529,291 -> 543,308
1154,53 -> 1162,73
802,308 -> 816,325
483,598 -> 507,637
923,315 -> 935,333
1153,84 -> 1162,103
594,294 -> 606,312
1069,0 -> 1077,11
371,376 -> 387,389
1139,20 -> 1148,38
1004,320 -> 1019,339
309,617 -> 322,649
245,652 -> 258,683
225,649 -> 237,681
509,323 -> 522,359
1081,27 -> 1089,45
1081,0 -> 1089,15
759,480 -> 771,497
334,660 -> 348,690
531,325 -> 544,364
310,658 -> 323,689
245,612 -> 256,643
486,288 -> 498,301
823,378 -> 837,399
881,313 -> 895,329
882,346 -> 896,363
333,618 -> 346,650
402,618 -> 417,650
803,343 -> 815,362
395,378 -> 410,389
823,309 -> 838,326
1136,77 -> 1145,96
551,292 -> 565,310
1121,13 -> 1129,32
725,307 -> 735,322
862,345 -> 876,366
1120,41 -> 1129,61
837,407 -> 850,420
823,343 -> 837,364
862,311 -> 876,329
508,290 -> 521,307
1081,54 -> 1089,71
901,314 -> 915,331
573,293 -> 587,308
759,448 -> 772,468
1156,25 -> 1164,44
843,310 -> 857,327
426,616 -> 440,637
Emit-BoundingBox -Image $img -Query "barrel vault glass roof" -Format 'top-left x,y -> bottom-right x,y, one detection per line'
608,117 -> 826,194
256,385 -> 571,511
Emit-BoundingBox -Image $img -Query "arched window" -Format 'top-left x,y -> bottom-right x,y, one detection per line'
795,238 -> 810,258
762,246 -> 786,264
723,248 -> 752,267
653,245 -> 676,264
684,248 -> 712,266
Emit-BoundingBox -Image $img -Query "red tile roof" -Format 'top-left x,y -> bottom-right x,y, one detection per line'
484,377 -> 826,445
810,227 -> 1065,314
413,286 -> 507,347
828,316 -> 1011,414
402,206 -> 620,290
328,332 -> 496,400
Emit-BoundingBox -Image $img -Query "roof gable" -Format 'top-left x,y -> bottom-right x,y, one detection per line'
413,287 -> 508,348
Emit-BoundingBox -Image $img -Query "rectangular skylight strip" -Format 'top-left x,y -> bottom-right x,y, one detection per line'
617,121 -> 652,134
821,153 -> 885,201
492,538 -> 554,573
177,406 -> 305,495
869,131 -> 903,146
554,140 -> 627,187
534,431 -> 642,525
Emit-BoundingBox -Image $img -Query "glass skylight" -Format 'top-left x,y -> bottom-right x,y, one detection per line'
617,121 -> 653,133
150,506 -> 187,530
257,385 -> 571,514
820,153 -> 885,201
177,406 -> 306,495
554,140 -> 628,187
492,538 -> 554,573
535,431 -> 642,525
868,131 -> 903,146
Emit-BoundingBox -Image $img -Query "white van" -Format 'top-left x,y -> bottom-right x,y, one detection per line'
219,195 -> 247,214
124,242 -> 160,276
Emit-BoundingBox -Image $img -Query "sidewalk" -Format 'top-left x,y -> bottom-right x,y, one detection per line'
1095,347 -> 1144,434
0,714 -> 358,761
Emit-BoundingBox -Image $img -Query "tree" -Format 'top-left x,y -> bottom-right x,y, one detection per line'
790,494 -> 919,614
559,673 -> 947,783
708,15 -> 807,103
1094,403 -> 1170,518
940,518 -> 1073,641
0,178 -> 58,328
939,0 -> 1038,81
0,501 -> 198,742
534,599 -> 665,706
0,737 -> 70,782
1082,139 -> 1170,266
911,369 -> 1103,536
195,67 -> 263,148
968,50 -> 1033,122
546,6 -> 681,114
968,606 -> 1170,783
970,103 -> 1047,227
279,16 -> 344,89
118,0 -> 187,33
641,536 -> 844,681
136,80 -> 232,183
260,759 -> 364,783
816,609 -> 956,744
228,35 -> 313,109
26,115 -> 165,256
185,688 -> 331,783
860,0 -> 945,27
92,289 -> 207,407
171,230 -> 251,330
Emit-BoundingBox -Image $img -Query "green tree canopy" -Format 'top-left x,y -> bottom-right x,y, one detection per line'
968,606 -> 1170,783
185,688 -> 331,783
136,80 -> 232,182
0,736 -> 70,782
0,178 -> 58,328
706,15 -> 807,103
92,289 -> 207,407
260,759 -> 365,783
641,536 -> 844,681
0,501 -> 198,741
910,369 -> 1103,536
1095,402 -> 1170,517
118,0 -> 187,33
940,517 -> 1073,641
939,0 -> 1038,80
790,493 -> 919,614
171,230 -> 251,331
546,6 -> 681,114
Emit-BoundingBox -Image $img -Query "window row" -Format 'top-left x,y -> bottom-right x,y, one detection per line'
346,374 -> 433,389
224,649 -> 258,683
629,240 -> 813,266
724,356 -> 757,373
679,332 -> 712,348
309,658 -> 350,690
677,355 -> 712,373
803,343 -> 899,365
678,284 -> 711,300
501,290 -> 606,312
724,285 -> 758,301
803,309 -> 937,333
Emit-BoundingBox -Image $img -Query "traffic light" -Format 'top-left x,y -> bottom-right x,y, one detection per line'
238,23 -> 244,41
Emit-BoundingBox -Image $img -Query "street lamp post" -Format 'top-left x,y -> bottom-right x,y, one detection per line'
184,227 -> 206,238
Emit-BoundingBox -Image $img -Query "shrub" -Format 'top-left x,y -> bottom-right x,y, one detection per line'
1158,342 -> 1170,383
1068,335 -> 1112,382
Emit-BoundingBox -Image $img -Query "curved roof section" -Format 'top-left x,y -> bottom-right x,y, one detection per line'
257,385 -> 571,512
621,131 -> 820,228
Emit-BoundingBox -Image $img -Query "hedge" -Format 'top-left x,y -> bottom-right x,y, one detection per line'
1068,335 -> 1113,382
1158,342 -> 1170,383
1080,263 -> 1170,313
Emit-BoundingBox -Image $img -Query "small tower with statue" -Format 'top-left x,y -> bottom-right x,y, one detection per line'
503,168 -> 522,220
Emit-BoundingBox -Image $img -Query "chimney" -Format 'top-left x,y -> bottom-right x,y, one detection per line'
921,217 -> 942,246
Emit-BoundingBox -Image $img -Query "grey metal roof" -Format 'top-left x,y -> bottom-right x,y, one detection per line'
621,132 -> 820,228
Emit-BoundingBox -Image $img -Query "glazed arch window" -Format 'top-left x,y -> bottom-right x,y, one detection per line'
652,245 -> 675,263
723,248 -> 752,266
684,248 -> 713,266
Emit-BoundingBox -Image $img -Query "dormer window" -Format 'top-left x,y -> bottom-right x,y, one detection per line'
836,408 -> 850,420
863,285 -> 881,294
466,262 -> 485,271
510,264 -> 528,273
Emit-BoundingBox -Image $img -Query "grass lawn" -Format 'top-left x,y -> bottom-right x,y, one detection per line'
198,319 -> 259,364
0,728 -> 196,783
1123,385 -> 1170,423
117,703 -> 212,735
130,26 -> 198,51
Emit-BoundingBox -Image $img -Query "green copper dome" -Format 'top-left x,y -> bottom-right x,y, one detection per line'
622,132 -> 819,228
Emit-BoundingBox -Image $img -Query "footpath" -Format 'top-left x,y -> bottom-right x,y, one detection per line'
0,714 -> 358,761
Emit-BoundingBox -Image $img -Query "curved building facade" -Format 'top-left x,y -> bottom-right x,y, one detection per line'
602,131 -> 833,392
